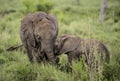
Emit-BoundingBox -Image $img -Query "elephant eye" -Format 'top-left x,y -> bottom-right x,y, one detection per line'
36,35 -> 41,40
46,16 -> 49,20
55,45 -> 58,49
39,18 -> 42,21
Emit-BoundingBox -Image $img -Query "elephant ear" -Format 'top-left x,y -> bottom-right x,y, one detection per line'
60,35 -> 80,54
47,14 -> 58,36
27,21 -> 36,47
21,14 -> 36,47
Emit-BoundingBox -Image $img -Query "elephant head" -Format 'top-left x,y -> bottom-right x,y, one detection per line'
20,11 -> 58,64
55,34 -> 80,55
34,14 -> 58,63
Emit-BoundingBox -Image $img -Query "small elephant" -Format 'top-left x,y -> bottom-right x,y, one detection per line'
55,34 -> 110,70
20,11 -> 58,64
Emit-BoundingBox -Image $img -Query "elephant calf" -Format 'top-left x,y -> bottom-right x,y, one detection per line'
55,34 -> 110,70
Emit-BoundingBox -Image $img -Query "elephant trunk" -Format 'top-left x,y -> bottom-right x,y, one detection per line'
41,41 -> 56,64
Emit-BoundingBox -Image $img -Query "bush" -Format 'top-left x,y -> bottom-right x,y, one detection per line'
103,62 -> 120,81
36,0 -> 54,12
22,0 -> 54,13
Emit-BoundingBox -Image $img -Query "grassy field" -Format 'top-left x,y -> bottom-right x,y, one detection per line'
0,0 -> 120,81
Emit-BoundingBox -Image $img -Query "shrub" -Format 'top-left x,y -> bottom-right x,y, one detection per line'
22,0 -> 54,13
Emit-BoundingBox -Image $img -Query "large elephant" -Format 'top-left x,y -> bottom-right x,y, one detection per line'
20,11 -> 58,64
55,34 -> 110,70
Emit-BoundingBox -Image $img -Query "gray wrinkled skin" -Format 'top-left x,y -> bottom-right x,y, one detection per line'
20,11 -> 58,64
55,34 -> 110,70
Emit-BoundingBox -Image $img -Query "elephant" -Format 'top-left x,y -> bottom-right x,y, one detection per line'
20,11 -> 58,64
55,34 -> 110,70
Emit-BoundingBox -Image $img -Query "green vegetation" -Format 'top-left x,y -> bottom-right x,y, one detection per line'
0,0 -> 120,81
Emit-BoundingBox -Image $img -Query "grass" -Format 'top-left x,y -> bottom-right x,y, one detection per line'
0,0 -> 120,81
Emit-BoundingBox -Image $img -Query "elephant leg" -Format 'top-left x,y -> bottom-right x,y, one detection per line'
33,49 -> 43,63
54,56 -> 61,68
24,42 -> 34,63
55,56 -> 60,65
67,54 -> 72,67
66,53 -> 73,72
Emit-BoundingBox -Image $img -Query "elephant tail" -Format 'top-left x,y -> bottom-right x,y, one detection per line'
6,44 -> 23,51
102,44 -> 110,63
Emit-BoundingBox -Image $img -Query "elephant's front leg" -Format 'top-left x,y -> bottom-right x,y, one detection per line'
66,53 -> 73,72
24,42 -> 34,63
67,53 -> 73,67
33,48 -> 43,63
55,56 -> 60,65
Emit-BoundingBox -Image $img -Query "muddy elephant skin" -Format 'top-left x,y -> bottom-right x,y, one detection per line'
20,11 -> 58,64
55,34 -> 110,69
